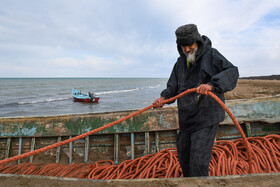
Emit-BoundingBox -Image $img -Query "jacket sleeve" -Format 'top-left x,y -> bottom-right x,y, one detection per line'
209,49 -> 239,93
160,63 -> 178,103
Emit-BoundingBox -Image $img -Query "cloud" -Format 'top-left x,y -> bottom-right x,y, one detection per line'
153,0 -> 280,76
0,0 -> 280,77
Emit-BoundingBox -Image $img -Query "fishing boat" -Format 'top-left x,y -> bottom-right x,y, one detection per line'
1,95 -> 279,164
0,95 -> 280,186
72,89 -> 100,103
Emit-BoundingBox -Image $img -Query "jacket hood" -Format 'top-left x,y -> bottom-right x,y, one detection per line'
177,35 -> 212,61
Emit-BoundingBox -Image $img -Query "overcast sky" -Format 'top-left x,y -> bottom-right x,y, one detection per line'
0,0 -> 279,78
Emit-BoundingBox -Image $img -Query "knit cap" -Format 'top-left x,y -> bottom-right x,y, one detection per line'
175,24 -> 202,46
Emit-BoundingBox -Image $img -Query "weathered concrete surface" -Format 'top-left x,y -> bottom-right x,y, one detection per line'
1,173 -> 280,187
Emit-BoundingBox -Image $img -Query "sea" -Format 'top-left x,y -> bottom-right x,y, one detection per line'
0,78 -> 175,118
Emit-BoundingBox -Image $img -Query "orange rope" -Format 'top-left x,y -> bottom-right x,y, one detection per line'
0,88 -> 253,174
207,92 -> 253,173
0,135 -> 279,179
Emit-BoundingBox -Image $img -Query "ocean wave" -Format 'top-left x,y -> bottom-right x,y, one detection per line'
95,84 -> 161,95
0,102 -> 19,108
96,88 -> 140,95
147,84 -> 161,89
18,97 -> 72,105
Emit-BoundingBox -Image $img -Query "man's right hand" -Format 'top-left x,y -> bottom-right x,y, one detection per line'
153,97 -> 165,109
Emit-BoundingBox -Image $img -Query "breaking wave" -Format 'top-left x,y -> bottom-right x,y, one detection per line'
147,84 -> 161,89
96,88 -> 140,95
18,97 -> 72,105
95,84 -> 161,95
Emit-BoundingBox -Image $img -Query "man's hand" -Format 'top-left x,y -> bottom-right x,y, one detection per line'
196,84 -> 213,95
153,97 -> 165,109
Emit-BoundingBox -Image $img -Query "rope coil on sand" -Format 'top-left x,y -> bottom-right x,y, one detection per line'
0,88 -> 254,175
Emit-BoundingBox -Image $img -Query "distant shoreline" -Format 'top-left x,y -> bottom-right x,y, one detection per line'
1,75 -> 280,80
240,75 -> 280,80
0,77 -> 167,79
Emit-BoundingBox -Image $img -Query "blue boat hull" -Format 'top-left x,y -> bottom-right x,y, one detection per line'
72,89 -> 100,103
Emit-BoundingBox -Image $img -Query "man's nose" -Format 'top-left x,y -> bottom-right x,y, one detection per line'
183,46 -> 191,53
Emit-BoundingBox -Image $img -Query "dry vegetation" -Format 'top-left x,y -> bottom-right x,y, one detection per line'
225,79 -> 280,100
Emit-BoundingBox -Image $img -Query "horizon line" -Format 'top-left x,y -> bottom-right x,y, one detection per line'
0,77 -> 168,79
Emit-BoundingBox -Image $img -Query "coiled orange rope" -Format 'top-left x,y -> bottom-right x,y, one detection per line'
0,88 -> 253,174
0,134 -> 279,179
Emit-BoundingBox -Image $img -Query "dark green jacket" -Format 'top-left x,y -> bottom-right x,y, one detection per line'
161,35 -> 239,131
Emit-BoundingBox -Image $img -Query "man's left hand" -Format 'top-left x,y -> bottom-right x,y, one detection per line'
196,84 -> 213,95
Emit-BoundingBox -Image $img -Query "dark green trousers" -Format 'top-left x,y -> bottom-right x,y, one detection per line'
176,124 -> 218,177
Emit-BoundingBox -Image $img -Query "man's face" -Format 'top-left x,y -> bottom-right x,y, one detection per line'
181,43 -> 198,64
181,43 -> 197,55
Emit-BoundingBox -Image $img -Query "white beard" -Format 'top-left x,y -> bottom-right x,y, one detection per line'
184,46 -> 198,64
187,52 -> 196,64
